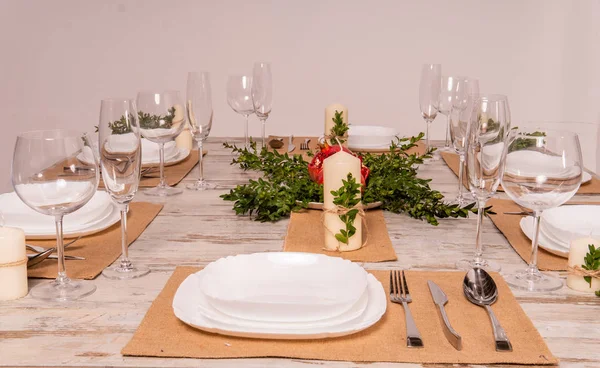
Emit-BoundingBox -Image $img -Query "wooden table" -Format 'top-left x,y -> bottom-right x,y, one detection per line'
1,138 -> 599,367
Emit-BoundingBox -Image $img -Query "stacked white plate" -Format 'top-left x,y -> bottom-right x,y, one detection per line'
0,189 -> 120,239
172,252 -> 386,339
78,139 -> 189,166
348,125 -> 398,150
520,205 -> 600,257
505,150 -> 592,184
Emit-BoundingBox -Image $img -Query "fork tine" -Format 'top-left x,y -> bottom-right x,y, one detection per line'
401,270 -> 409,297
389,270 -> 395,296
395,269 -> 403,298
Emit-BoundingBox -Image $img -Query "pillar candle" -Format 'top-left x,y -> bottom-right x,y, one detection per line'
567,237 -> 600,292
323,150 -> 362,252
0,227 -> 28,300
325,103 -> 348,137
175,103 -> 193,150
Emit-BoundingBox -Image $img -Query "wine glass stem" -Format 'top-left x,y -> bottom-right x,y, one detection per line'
197,139 -> 204,182
528,210 -> 542,273
159,143 -> 166,188
474,199 -> 487,263
445,114 -> 451,148
261,119 -> 267,148
425,120 -> 432,152
54,214 -> 68,284
457,154 -> 465,199
119,204 -> 132,270
244,115 -> 249,149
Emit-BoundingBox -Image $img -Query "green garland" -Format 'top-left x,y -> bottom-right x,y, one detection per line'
222,133 -> 488,224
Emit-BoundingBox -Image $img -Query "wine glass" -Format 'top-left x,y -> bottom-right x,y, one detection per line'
457,94 -> 510,272
419,63 -> 441,157
449,77 -> 480,205
12,129 -> 99,301
227,75 -> 254,148
136,91 -> 185,196
502,128 -> 582,291
186,72 -> 215,190
251,62 -> 273,148
98,99 -> 149,279
438,76 -> 463,152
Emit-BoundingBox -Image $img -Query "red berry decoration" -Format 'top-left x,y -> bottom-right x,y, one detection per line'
307,142 -> 370,185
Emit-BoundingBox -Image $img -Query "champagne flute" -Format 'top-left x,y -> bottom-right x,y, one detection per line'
449,77 -> 480,205
502,128 -> 582,291
12,129 -> 99,300
439,76 -> 462,152
186,72 -> 215,190
457,94 -> 510,272
98,99 -> 149,279
136,91 -> 185,196
419,63 -> 441,157
251,62 -> 272,148
227,75 -> 254,148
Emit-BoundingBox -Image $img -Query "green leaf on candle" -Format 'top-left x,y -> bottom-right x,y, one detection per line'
581,244 -> 600,288
329,110 -> 349,144
331,173 -> 361,245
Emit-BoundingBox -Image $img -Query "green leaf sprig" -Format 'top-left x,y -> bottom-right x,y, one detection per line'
330,173 -> 361,244
582,244 -> 600,292
329,110 -> 349,143
221,133 -> 486,224
107,114 -> 134,135
138,107 -> 176,130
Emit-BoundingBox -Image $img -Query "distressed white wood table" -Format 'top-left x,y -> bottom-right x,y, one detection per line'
1,138 -> 598,368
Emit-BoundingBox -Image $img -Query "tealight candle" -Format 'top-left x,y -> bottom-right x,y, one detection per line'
0,226 -> 28,301
325,103 -> 348,137
567,237 -> 600,292
323,150 -> 362,252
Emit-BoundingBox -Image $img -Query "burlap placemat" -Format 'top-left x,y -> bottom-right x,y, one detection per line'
442,151 -> 600,194
27,202 -> 163,280
283,209 -> 397,262
268,136 -> 427,161
122,267 -> 557,365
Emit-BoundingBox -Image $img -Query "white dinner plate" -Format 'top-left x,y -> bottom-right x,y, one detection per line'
0,190 -> 120,239
582,172 -> 592,184
78,139 -> 181,166
520,216 -> 569,258
173,271 -> 386,339
505,150 -> 582,180
143,147 -> 190,167
348,125 -> 398,150
542,205 -> 600,244
199,252 -> 368,323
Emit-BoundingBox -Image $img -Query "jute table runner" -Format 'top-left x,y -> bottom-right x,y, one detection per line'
122,267 -> 557,365
27,202 -> 163,279
441,151 -> 600,194
283,209 -> 397,262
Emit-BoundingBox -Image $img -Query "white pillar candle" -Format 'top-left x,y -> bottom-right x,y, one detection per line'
175,103 -> 193,150
567,237 -> 600,292
325,103 -> 348,137
323,150 -> 362,252
0,227 -> 28,300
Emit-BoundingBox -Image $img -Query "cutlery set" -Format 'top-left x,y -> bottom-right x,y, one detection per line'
26,237 -> 83,267
267,136 -> 312,153
390,268 -> 512,351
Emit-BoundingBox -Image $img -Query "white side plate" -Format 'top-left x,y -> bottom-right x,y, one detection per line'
520,217 -> 568,258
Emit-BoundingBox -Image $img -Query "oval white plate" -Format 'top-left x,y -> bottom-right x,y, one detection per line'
173,271 -> 386,339
520,216 -> 568,258
199,252 -> 368,323
542,205 -> 600,244
297,201 -> 383,210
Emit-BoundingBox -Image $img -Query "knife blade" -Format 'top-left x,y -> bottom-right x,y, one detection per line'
427,280 -> 462,350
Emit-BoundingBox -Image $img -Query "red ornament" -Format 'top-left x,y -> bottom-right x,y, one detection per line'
308,142 -> 370,185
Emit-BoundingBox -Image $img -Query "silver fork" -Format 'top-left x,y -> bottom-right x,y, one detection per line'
300,138 -> 311,150
389,270 -> 424,348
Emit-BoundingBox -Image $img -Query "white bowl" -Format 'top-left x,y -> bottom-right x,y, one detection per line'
348,125 -> 398,149
199,252 -> 369,323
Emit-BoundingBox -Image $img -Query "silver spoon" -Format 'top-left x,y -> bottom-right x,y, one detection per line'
463,268 -> 513,351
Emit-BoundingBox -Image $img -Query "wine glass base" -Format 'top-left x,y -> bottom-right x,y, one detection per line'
30,279 -> 96,301
505,269 -> 563,292
144,185 -> 182,196
102,264 -> 150,280
456,258 -> 501,272
186,180 -> 217,191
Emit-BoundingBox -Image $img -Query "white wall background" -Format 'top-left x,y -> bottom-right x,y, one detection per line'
0,0 -> 599,192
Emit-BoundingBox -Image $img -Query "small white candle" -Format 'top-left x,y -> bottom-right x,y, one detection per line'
0,226 -> 28,301
325,104 -> 348,137
567,237 -> 600,293
323,150 -> 362,252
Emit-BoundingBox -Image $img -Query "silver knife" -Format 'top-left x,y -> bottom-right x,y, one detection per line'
287,135 -> 296,152
427,280 -> 462,350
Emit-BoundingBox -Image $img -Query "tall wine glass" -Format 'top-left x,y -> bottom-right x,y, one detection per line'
12,130 -> 99,300
457,94 -> 510,272
98,99 -> 149,279
502,128 -> 582,291
136,91 -> 185,196
449,77 -> 480,205
438,76 -> 463,151
227,75 -> 254,148
419,63 -> 441,157
252,62 -> 272,148
186,72 -> 215,190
